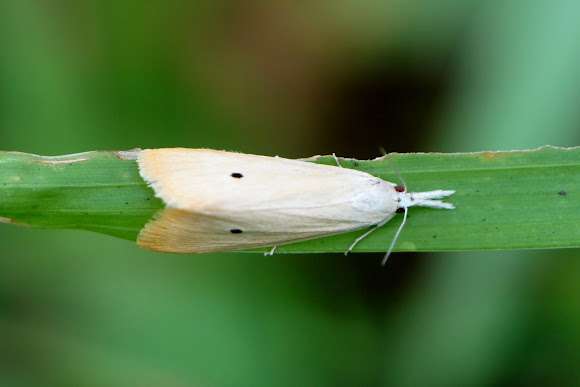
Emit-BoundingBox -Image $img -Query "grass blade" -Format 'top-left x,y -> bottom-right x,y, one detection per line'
0,146 -> 577,253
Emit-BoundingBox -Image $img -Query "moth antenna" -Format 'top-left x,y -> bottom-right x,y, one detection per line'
391,162 -> 407,191
382,205 -> 408,265
332,153 -> 343,168
378,146 -> 387,156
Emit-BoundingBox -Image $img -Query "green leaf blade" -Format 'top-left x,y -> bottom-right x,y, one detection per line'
1,146 -> 579,253
0,151 -> 162,241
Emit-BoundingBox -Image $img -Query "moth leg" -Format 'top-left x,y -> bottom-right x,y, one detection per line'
332,153 -> 343,168
264,245 -> 277,256
345,217 -> 392,255
382,206 -> 408,265
345,226 -> 379,255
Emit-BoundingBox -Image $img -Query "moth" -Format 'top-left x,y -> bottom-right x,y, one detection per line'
137,148 -> 454,263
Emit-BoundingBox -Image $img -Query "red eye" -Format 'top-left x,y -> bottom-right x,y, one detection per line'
395,185 -> 405,192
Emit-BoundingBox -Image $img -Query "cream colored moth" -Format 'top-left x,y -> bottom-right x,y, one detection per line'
137,148 -> 454,263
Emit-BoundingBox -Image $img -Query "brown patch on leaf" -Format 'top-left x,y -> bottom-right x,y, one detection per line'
481,151 -> 499,160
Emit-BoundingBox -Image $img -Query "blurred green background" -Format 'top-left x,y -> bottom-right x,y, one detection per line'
2,1 -> 580,386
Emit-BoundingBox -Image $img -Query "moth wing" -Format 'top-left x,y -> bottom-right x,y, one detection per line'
138,208 -> 334,253
138,148 -> 375,212
137,148 -> 395,252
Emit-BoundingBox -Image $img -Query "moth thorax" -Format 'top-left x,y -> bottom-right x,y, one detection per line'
352,180 -> 398,216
